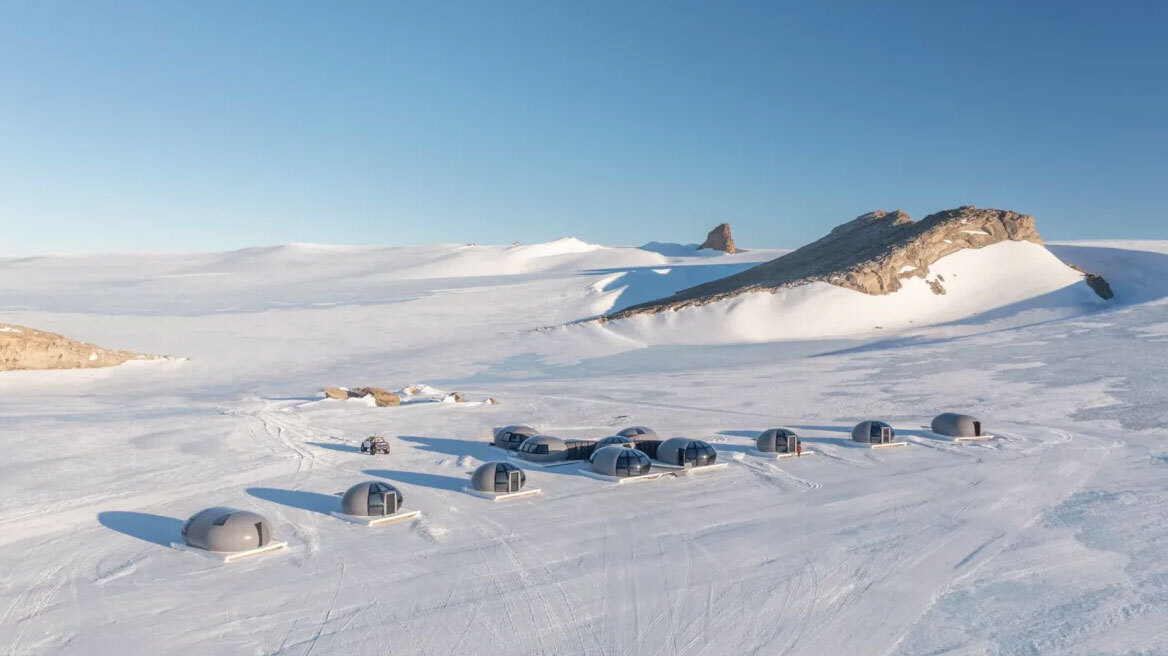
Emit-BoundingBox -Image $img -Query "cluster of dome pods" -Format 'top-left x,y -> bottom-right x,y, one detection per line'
176,413 -> 990,561
752,414 -> 989,455
490,424 -> 729,486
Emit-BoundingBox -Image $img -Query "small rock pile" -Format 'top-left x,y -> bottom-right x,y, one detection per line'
323,386 -> 493,407
323,387 -> 401,407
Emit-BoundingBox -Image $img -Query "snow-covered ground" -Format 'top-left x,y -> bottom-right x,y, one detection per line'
1,238 -> 1166,655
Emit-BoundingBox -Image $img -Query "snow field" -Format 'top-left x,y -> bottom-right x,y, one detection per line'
0,238 -> 1166,654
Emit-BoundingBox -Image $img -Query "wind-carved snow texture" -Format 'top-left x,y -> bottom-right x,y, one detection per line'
0,238 -> 1166,654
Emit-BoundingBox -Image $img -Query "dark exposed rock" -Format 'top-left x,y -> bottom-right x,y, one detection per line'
1085,274 -> 1114,300
1067,264 -> 1115,300
698,223 -> 736,254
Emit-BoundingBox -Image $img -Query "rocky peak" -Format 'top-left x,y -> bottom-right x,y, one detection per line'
698,223 -> 736,254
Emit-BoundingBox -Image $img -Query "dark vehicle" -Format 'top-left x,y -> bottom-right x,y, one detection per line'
360,436 -> 391,455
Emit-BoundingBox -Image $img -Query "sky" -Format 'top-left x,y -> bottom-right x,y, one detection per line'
1,1 -> 1165,254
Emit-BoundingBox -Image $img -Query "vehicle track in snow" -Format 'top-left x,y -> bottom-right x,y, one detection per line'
475,515 -> 596,655
3,529 -> 108,656
737,457 -> 821,491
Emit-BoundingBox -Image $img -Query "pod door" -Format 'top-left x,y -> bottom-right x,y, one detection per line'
507,470 -> 521,493
255,522 -> 270,547
973,421 -> 982,437
368,488 -> 398,516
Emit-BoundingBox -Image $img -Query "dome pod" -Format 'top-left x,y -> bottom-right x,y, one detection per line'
182,507 -> 276,553
341,481 -> 404,516
471,461 -> 527,493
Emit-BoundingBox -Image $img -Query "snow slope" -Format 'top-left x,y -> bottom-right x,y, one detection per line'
1,238 -> 1167,655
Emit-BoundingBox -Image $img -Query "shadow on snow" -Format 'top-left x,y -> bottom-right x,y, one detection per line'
365,468 -> 468,492
98,511 -> 184,547
247,487 -> 338,516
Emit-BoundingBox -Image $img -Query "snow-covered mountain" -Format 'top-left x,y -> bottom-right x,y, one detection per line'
598,239 -> 1104,343
593,207 -> 1111,345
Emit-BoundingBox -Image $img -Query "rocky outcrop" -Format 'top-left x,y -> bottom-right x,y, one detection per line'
1067,265 -> 1115,300
1084,273 -> 1114,300
607,206 -> 1046,320
324,387 -> 401,406
698,223 -> 736,254
351,387 -> 401,407
0,323 -> 148,371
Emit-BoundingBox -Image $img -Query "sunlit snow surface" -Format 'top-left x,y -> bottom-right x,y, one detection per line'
0,239 -> 1167,655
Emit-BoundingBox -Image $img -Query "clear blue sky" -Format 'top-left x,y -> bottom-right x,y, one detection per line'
1,1 -> 1165,253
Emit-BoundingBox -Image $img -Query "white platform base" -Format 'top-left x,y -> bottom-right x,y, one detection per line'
747,448 -> 815,459
653,461 -> 730,473
678,462 -> 729,475
919,427 -> 996,443
870,441 -> 908,450
330,509 -> 420,526
507,457 -> 581,469
463,486 -> 542,501
170,541 -> 288,563
579,469 -> 674,484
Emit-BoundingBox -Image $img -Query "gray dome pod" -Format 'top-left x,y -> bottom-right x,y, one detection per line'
594,435 -> 635,453
852,421 -> 895,444
656,437 -> 718,467
931,413 -> 982,438
494,425 -> 540,450
182,507 -> 275,553
471,461 -> 527,493
757,428 -> 800,453
617,426 -> 657,441
341,481 -> 404,516
516,435 -> 568,462
590,446 -> 652,477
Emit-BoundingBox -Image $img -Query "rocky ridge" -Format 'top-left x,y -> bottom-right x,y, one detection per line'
606,206 -> 1096,321
0,323 -> 150,371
